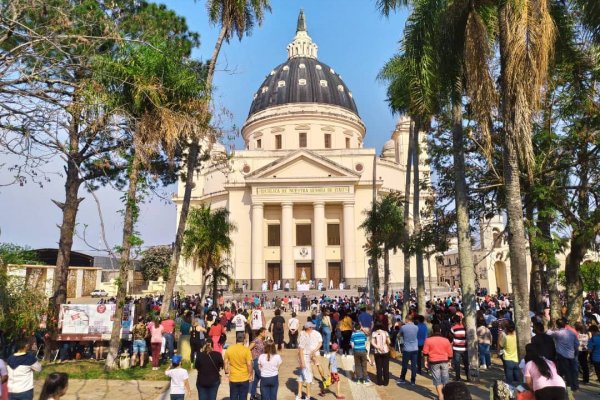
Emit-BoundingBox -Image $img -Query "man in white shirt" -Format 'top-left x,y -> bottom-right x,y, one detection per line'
288,312 -> 300,349
296,322 -> 323,400
231,308 -> 248,343
251,307 -> 266,340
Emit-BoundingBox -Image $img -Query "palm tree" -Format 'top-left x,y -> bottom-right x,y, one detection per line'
207,261 -> 234,309
95,41 -> 205,370
162,0 -> 271,317
181,204 -> 236,317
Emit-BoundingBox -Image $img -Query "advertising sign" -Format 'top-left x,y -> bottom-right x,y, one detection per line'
57,303 -> 134,341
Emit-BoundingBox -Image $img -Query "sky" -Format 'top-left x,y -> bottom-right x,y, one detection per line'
0,0 -> 409,254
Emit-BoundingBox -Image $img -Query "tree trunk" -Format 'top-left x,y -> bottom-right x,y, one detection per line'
212,269 -> 219,310
197,268 -> 210,318
538,213 -> 561,323
372,154 -> 380,310
565,235 -> 585,324
383,248 -> 390,300
161,25 -> 228,317
412,122 -> 425,314
451,99 -> 478,380
402,119 -> 414,319
525,202 -> 544,313
105,154 -> 141,370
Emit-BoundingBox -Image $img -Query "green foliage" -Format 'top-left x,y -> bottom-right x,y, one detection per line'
140,246 -> 173,281
207,0 -> 272,42
580,261 -> 600,292
360,192 -> 405,258
0,244 -> 47,340
36,360 -> 169,380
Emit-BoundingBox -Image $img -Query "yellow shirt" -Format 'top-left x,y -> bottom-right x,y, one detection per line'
503,333 -> 519,362
339,316 -> 353,331
225,343 -> 252,382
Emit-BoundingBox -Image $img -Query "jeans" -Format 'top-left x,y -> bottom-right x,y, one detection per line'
504,360 -> 521,386
322,327 -> 331,354
479,343 -> 491,367
170,395 -> 184,400
578,350 -> 590,382
197,380 -> 220,400
8,390 -> 33,400
452,350 -> 469,380
417,345 -> 424,373
374,352 -> 390,385
353,351 -> 369,380
400,350 -> 418,383
163,333 -> 175,359
229,380 -> 250,400
556,354 -> 578,391
250,358 -> 261,397
260,375 -> 279,400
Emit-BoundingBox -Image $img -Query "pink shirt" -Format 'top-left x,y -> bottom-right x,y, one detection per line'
150,324 -> 165,343
161,319 -> 175,334
524,359 -> 566,391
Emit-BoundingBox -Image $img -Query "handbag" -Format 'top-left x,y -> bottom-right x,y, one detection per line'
219,332 -> 227,345
390,348 -> 400,359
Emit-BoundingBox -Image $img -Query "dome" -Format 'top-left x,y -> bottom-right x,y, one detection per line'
247,10 -> 359,118
381,139 -> 396,159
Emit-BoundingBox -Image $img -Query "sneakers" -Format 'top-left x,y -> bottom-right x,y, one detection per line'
397,379 -> 407,384
324,353 -> 330,358
296,396 -> 304,400
480,365 -> 487,370
363,379 -> 372,385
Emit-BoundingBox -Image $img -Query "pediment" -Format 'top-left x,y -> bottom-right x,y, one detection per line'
245,150 -> 360,181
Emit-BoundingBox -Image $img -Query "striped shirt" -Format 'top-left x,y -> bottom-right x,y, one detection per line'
350,331 -> 368,352
450,323 -> 467,352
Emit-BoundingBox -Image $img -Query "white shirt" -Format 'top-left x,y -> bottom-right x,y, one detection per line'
288,318 -> 300,332
0,359 -> 7,396
166,367 -> 189,395
232,314 -> 247,332
258,354 -> 282,378
251,310 -> 263,330
298,330 -> 323,356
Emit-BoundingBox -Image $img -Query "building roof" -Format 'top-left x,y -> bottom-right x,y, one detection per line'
247,11 -> 359,118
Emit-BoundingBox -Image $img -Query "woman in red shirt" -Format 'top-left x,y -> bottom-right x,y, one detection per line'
209,317 -> 225,353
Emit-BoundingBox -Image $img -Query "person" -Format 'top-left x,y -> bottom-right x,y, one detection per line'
442,381 -> 472,400
249,327 -> 267,400
190,319 -> 207,363
161,313 -> 176,361
423,324 -> 453,400
371,322 -> 391,386
320,309 -> 333,356
195,342 -> 224,400
38,372 -> 68,400
587,324 -> 600,383
0,357 -> 8,400
500,321 -> 521,386
178,312 -> 193,362
131,315 -> 148,368
258,340 -> 282,400
416,315 -> 428,374
449,315 -> 468,382
476,319 -> 492,370
288,312 -> 300,349
231,309 -> 248,344
523,343 -> 567,400
251,307 -> 266,340
224,334 -> 253,400
297,321 -> 323,400
209,318 -> 226,354
149,318 -> 165,370
7,339 -> 42,400
531,322 -> 556,361
165,355 -> 190,400
350,323 -> 370,384
575,323 -> 590,384
269,309 -> 286,351
338,313 -> 353,356
319,342 -> 344,399
329,279 -> 334,290
398,314 -> 419,385
549,319 -> 579,391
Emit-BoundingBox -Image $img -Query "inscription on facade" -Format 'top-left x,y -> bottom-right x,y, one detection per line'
257,186 -> 350,195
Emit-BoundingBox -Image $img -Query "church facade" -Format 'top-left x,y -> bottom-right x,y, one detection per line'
174,11 -> 433,293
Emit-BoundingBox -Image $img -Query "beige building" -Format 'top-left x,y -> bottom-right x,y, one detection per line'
174,11 -> 434,292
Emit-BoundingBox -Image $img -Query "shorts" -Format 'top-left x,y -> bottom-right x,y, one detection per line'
330,372 -> 340,383
133,339 -> 147,353
297,355 -> 313,383
430,361 -> 449,387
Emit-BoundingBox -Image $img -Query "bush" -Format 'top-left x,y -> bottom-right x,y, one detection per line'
140,245 -> 172,281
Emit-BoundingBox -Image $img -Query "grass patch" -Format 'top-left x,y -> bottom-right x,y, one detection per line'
35,360 -> 170,381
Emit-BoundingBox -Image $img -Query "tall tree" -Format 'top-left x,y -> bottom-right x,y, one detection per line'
161,0 -> 271,317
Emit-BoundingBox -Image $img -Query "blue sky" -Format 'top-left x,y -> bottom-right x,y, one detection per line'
0,0 -> 409,252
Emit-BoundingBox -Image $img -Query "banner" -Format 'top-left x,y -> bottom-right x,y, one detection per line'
57,303 -> 134,341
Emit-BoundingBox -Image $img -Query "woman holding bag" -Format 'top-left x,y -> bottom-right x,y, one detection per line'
195,342 -> 224,400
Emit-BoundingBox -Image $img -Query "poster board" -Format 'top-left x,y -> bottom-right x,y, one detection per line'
57,303 -> 134,341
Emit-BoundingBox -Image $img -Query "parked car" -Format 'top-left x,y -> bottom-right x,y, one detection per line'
90,289 -> 108,298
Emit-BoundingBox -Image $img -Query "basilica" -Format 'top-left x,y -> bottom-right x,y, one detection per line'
174,11 -> 433,293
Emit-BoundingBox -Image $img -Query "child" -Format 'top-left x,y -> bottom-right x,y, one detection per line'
320,343 -> 344,399
165,355 -> 191,399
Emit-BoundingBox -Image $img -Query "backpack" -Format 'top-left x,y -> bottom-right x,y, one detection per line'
190,325 -> 203,346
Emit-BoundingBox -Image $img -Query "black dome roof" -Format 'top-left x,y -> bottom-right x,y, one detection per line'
248,57 -> 359,117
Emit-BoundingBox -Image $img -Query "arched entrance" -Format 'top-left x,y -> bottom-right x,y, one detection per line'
494,261 -> 509,294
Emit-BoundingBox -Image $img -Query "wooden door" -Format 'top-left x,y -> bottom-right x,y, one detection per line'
328,262 -> 342,287
296,262 -> 313,281
267,263 -> 281,283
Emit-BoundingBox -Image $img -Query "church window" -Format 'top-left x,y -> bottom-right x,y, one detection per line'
345,137 -> 350,149
337,85 -> 344,92
299,132 -> 307,148
261,86 -> 269,93
275,134 -> 282,149
278,80 -> 286,88
299,63 -> 306,69
348,92 -> 353,98
257,139 -> 262,149
270,70 -> 276,75
324,133 -> 332,149
298,78 -> 307,86
283,65 -> 289,71
268,224 -> 281,246
320,80 -> 328,87
330,68 -> 335,74
327,224 -> 340,246
316,65 -> 322,70
296,224 -> 312,246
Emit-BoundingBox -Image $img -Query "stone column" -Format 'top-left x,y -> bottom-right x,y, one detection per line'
251,202 -> 264,287
281,202 -> 294,281
342,201 -> 356,279
313,201 -> 326,280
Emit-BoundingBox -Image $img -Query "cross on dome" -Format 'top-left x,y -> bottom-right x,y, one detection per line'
287,9 -> 318,59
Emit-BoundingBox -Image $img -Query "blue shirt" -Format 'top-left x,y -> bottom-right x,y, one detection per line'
350,331 -> 368,352
400,322 -> 419,352
588,333 -> 600,362
550,328 -> 579,359
417,323 -> 428,346
329,353 -> 338,373
358,312 -> 373,330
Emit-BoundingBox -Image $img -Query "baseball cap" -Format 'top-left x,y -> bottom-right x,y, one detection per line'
171,355 -> 182,365
304,321 -> 316,329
